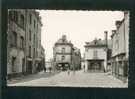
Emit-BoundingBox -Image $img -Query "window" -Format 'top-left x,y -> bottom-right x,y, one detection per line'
12,32 -> 17,47
13,11 -> 18,22
22,58 -> 25,73
61,56 -> 65,61
34,20 -> 36,28
20,36 -> 24,49
37,24 -> 38,32
29,30 -> 31,41
62,48 -> 65,53
29,14 -> 32,24
12,57 -> 16,72
33,48 -> 35,58
29,46 -> 31,57
34,34 -> 36,43
8,11 -> 13,20
20,14 -> 25,29
93,50 -> 98,59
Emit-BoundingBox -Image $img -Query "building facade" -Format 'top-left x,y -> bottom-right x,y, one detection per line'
84,38 -> 108,72
71,47 -> 81,70
7,9 -> 45,78
25,10 -> 43,74
53,35 -> 73,70
111,12 -> 129,81
7,9 -> 26,78
53,35 -> 81,71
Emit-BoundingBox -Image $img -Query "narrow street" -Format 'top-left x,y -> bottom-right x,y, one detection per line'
8,70 -> 128,88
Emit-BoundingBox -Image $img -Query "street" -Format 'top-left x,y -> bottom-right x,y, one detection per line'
8,70 -> 128,88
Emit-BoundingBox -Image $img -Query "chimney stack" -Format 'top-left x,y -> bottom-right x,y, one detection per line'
115,21 -> 122,28
104,31 -> 108,48
112,30 -> 116,34
111,30 -> 116,38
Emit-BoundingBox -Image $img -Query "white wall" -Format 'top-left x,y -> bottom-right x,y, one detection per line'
84,47 -> 107,70
56,54 -> 71,63
55,45 -> 72,53
85,47 -> 106,60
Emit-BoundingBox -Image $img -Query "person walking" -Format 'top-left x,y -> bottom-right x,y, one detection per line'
67,67 -> 70,75
43,66 -> 46,73
83,65 -> 85,72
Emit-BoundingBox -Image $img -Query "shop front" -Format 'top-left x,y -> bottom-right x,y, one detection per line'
87,59 -> 104,72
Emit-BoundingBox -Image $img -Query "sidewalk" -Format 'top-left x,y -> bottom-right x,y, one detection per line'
7,70 -> 60,85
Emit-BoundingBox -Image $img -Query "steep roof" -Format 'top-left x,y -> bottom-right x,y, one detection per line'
55,35 -> 73,46
84,38 -> 112,49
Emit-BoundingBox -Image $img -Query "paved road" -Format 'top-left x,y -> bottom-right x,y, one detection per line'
8,70 -> 128,88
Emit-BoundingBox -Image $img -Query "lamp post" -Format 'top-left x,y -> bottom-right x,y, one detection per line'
104,31 -> 108,72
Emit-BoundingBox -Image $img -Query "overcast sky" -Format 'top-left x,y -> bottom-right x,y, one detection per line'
38,10 -> 124,61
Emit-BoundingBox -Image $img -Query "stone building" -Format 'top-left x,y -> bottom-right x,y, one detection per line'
7,9 -> 45,78
7,9 -> 26,78
83,31 -> 112,72
53,35 -> 81,71
53,35 -> 73,70
84,38 -> 107,72
71,47 -> 81,70
25,10 -> 43,74
111,11 -> 129,81
40,46 -> 45,71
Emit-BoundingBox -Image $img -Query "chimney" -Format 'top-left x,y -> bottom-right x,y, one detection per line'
111,30 -> 116,38
104,31 -> 108,48
115,21 -> 122,28
112,30 -> 116,34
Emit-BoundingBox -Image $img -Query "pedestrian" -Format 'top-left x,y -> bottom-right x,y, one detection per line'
104,68 -> 106,73
83,65 -> 85,72
44,67 -> 46,73
48,67 -> 51,73
67,68 -> 70,75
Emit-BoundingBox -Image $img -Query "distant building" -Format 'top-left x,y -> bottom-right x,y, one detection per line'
7,9 -> 45,78
84,38 -> 107,72
53,35 -> 73,70
71,47 -> 81,70
53,35 -> 81,71
84,31 -> 112,72
45,59 -> 53,72
111,11 -> 129,81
